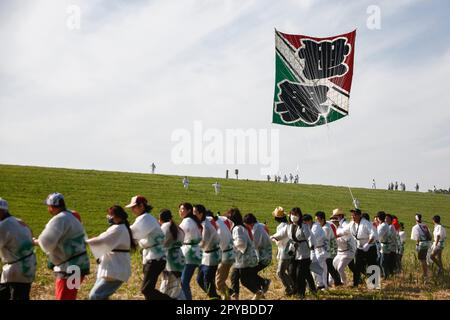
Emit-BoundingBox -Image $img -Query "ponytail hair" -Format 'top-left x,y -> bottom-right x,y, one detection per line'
108,205 -> 136,252
160,209 -> 180,241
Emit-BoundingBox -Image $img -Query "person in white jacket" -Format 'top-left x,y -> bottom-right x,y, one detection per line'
303,214 -> 328,290
342,209 -> 378,287
285,208 -> 317,298
87,205 -> 134,300
35,192 -> 90,300
193,204 -> 221,299
316,211 -> 342,287
226,208 -> 263,300
159,209 -> 185,299
270,207 -> 295,296
411,213 -> 432,278
430,215 -> 446,275
179,202 -> 203,300
333,214 -> 356,286
0,198 -> 36,300
127,195 -> 172,300
206,211 -> 235,300
243,213 -> 272,294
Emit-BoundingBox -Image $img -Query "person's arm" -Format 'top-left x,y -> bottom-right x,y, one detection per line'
271,224 -> 287,242
368,223 -> 378,244
86,225 -> 121,259
38,218 -> 64,254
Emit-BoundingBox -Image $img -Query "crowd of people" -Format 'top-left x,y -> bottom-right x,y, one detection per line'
0,194 -> 446,300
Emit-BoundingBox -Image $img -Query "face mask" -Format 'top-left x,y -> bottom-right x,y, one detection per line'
290,215 -> 299,223
107,215 -> 115,225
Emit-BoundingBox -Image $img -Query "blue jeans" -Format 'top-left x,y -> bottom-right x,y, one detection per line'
89,278 -> 123,300
196,264 -> 219,299
181,264 -> 198,300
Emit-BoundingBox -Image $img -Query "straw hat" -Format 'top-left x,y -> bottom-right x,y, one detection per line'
331,208 -> 345,218
272,206 -> 286,218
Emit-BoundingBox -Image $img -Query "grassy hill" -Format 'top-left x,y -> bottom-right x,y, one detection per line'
0,164 -> 449,300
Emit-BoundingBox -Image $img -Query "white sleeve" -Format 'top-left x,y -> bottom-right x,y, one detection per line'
86,225 -> 122,259
411,226 -> 419,241
38,217 -> 64,254
370,224 -> 378,241
272,224 -> 287,240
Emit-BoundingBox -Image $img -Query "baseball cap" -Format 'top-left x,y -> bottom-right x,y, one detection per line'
350,208 -> 362,215
44,192 -> 65,206
125,195 -> 148,208
0,198 -> 8,210
272,206 -> 285,218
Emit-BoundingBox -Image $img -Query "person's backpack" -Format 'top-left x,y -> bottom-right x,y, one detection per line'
419,224 -> 432,241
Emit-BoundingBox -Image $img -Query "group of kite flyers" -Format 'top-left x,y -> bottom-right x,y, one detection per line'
0,193 -> 446,300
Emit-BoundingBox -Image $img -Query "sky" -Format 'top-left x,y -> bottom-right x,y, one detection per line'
0,0 -> 449,191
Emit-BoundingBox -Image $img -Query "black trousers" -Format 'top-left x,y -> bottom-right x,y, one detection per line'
353,246 -> 378,286
381,253 -> 396,278
0,283 -> 31,300
294,258 -> 316,298
288,259 -> 298,294
231,266 -> 264,295
326,258 -> 342,285
142,259 -> 173,300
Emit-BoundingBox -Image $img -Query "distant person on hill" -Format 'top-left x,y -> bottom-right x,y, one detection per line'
415,183 -> 420,192
244,213 -> 272,295
151,163 -> 156,174
372,179 -> 376,189
411,213 -> 432,278
0,198 -> 36,300
159,209 -> 185,299
178,202 -> 203,300
127,195 -> 172,300
35,192 -> 90,300
289,174 -> 294,183
86,205 -> 134,300
283,175 -> 288,183
182,177 -> 189,190
270,207 -> 295,296
430,215 -> 446,275
226,208 -> 263,300
193,204 -> 221,300
267,175 -> 271,182
395,182 -> 398,190
212,182 -> 221,195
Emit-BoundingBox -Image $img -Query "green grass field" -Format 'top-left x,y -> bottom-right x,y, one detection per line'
1,164 -> 449,300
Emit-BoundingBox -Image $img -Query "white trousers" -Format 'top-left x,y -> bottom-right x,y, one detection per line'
333,253 -> 354,285
312,249 -> 328,288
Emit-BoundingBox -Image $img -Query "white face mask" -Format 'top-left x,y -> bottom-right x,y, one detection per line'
290,215 -> 299,223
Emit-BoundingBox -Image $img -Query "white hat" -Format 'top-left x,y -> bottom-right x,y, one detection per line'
125,195 -> 148,208
0,198 -> 8,211
331,208 -> 345,218
44,192 -> 65,206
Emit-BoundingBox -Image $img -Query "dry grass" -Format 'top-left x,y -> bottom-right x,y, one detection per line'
27,249 -> 449,300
